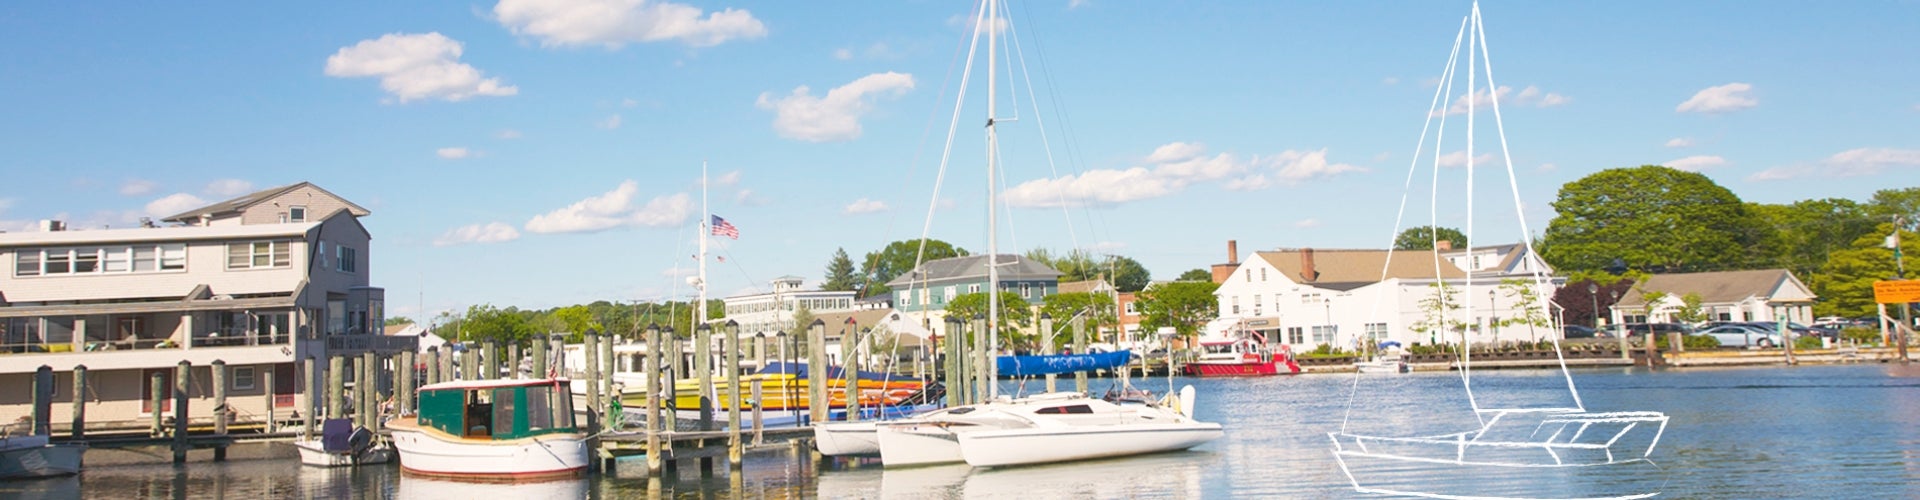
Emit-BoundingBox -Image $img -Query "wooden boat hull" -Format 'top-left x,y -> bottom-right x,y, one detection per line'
956,422 -> 1222,467
0,440 -> 83,479
293,439 -> 394,467
386,418 -> 588,480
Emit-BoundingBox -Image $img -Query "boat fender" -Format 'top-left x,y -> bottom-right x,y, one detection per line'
1177,385 -> 1197,419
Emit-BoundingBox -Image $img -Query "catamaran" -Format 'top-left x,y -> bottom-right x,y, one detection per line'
1326,4 -> 1669,499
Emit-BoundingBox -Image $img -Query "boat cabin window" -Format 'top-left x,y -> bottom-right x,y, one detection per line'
466,390 -> 494,438
1035,404 -> 1094,415
1204,343 -> 1235,355
493,388 -> 517,436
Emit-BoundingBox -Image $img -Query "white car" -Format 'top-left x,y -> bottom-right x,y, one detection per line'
1699,324 -> 1782,348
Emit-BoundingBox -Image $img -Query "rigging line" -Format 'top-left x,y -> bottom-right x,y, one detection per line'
1004,5 -> 1083,252
994,139 -> 1022,256
1343,13 -> 1469,434
1014,0 -> 1105,254
1470,6 -> 1584,412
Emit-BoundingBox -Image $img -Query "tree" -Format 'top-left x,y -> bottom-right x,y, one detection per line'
461,304 -> 539,347
1494,278 -> 1552,341
860,239 -> 970,298
1541,165 -> 1764,273
1410,282 -> 1468,346
822,247 -> 861,292
1673,293 -> 1710,325
384,316 -> 414,327
1136,281 -> 1219,347
1395,226 -> 1469,251
1868,187 -> 1920,231
1176,268 -> 1212,281
1811,223 -> 1918,317
1748,199 -> 1876,279
1106,255 -> 1152,292
551,305 -> 603,343
945,291 -> 1035,351
1025,249 -> 1152,292
1549,276 -> 1637,330
1039,292 -> 1117,348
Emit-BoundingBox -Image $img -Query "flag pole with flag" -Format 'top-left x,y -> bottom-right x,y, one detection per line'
711,215 -> 739,240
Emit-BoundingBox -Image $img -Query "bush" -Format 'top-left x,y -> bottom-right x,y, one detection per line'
1682,334 -> 1720,350
1299,343 -> 1355,359
1842,327 -> 1880,345
1794,335 -> 1824,351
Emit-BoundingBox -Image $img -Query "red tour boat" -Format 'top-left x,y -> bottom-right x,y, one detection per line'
1182,330 -> 1300,377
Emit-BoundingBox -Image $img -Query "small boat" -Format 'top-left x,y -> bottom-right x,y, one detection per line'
386,378 -> 589,480
292,418 -> 394,467
1181,330 -> 1299,377
954,386 -> 1221,467
0,434 -> 84,479
1353,341 -> 1410,374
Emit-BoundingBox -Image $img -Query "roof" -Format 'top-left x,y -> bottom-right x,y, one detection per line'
1254,248 -> 1467,287
160,182 -> 369,223
1616,269 -> 1811,306
0,221 -> 320,247
1057,279 -> 1113,294
810,309 -> 893,335
884,254 -> 1062,287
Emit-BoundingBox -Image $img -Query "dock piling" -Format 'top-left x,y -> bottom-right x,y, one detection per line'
644,325 -> 663,476
173,360 -> 190,464
212,360 -> 228,461
807,319 -> 827,426
32,366 -> 53,436
150,372 -> 164,437
532,336 -> 549,380
726,320 -> 742,468
1072,315 -> 1088,394
1040,314 -> 1056,393
586,331 -> 603,418
264,364 -> 276,433
71,365 -> 87,440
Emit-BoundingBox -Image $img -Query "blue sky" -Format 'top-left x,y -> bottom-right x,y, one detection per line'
2,1 -> 1915,320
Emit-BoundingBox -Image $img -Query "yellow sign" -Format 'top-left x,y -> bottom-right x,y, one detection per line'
1873,279 -> 1920,304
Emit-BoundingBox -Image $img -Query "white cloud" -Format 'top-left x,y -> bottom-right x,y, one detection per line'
524,180 -> 693,234
714,170 -> 742,187
435,222 -> 522,246
1293,219 -> 1321,228
1084,241 -> 1126,252
205,179 -> 254,197
1005,143 -> 1362,208
756,72 -> 915,142
119,179 -> 157,196
661,266 -> 697,278
1069,0 -> 1090,9
1433,150 -> 1497,168
1438,85 -> 1568,115
598,114 -> 623,129
145,193 -> 207,218
494,0 -> 768,48
1381,77 -> 1399,86
1664,155 -> 1727,172
621,98 -> 639,108
843,198 -> 889,214
497,129 -> 523,139
1664,137 -> 1694,148
734,188 -> 767,206
832,48 -> 853,60
437,147 -> 472,159
1749,148 -> 1920,181
324,32 -> 517,103
1676,82 -> 1756,114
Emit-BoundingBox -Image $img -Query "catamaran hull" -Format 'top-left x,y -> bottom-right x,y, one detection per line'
0,443 -> 84,479
387,421 -> 588,480
814,421 -> 880,456
956,423 -> 1223,467
875,425 -> 965,467
1331,450 -> 1665,500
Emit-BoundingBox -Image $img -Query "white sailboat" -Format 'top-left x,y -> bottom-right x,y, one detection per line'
873,0 -> 1220,468
1328,4 -> 1668,499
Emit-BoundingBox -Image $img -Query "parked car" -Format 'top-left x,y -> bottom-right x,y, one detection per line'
1700,324 -> 1782,348
1742,321 -> 1832,340
1562,325 -> 1600,339
1606,322 -> 1694,338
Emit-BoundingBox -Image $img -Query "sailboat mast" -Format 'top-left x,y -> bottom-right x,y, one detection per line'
699,161 -> 709,324
985,0 -> 1002,400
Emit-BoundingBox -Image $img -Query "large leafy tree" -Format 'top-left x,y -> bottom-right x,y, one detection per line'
1137,281 -> 1219,346
1811,224 -> 1918,317
1548,275 -> 1638,330
1868,187 -> 1920,231
1176,268 -> 1212,282
1541,165 -> 1763,273
1024,249 -> 1152,292
944,291 -> 1034,350
1394,226 -> 1469,251
822,247 -> 861,292
461,304 -> 539,347
1748,198 -> 1876,279
860,239 -> 970,298
1039,292 -> 1117,346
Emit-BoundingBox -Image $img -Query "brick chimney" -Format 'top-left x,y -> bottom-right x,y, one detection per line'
1227,240 -> 1238,264
1209,239 -> 1239,284
1301,247 -> 1318,282
1436,239 -> 1453,251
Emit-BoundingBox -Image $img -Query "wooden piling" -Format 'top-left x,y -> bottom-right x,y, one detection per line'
695,323 -> 713,432
508,344 -> 522,379
944,317 -> 963,407
807,319 -> 827,426
666,330 -> 680,434
263,365 -> 276,433
150,372 -> 165,437
1040,314 -> 1056,393
302,357 -> 317,439
328,355 -> 346,420
751,384 -> 765,446
70,365 -> 87,440
533,337 -> 549,380
441,346 -> 456,383
364,351 -> 381,434
600,334 -> 615,415
586,331 -> 603,418
971,315 -> 988,404
644,326 -> 663,476
843,323 -> 860,423
32,366 -> 53,436
398,350 -> 415,416
483,341 -> 498,380
211,360 -> 228,461
1072,315 -> 1089,394
726,322 -> 742,468
173,361 -> 190,464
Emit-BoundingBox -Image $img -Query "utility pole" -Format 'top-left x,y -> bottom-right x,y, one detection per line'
1895,216 -> 1910,362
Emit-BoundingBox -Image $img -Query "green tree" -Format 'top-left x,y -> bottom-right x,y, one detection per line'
1039,292 -> 1117,347
1749,198 -> 1876,278
461,304 -> 539,347
384,316 -> 414,327
1105,255 -> 1152,292
944,291 -> 1034,350
1024,249 -> 1151,292
1137,281 -> 1219,347
822,247 -> 861,292
1542,165 -> 1764,273
861,239 -> 970,297
1176,268 -> 1212,281
1673,292 -> 1710,325
1410,282 -> 1468,346
551,305 -> 603,343
1494,278 -> 1552,341
1395,226 -> 1469,251
1811,223 -> 1918,317
1867,187 -> 1920,231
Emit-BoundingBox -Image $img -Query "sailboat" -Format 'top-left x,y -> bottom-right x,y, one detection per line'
1327,4 -> 1668,499
871,0 -> 1221,468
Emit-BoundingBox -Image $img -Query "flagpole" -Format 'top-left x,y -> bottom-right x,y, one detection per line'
700,161 -> 709,324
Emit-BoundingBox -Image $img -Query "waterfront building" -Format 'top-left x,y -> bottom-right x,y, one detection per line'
0,182 -> 407,432
721,276 -> 856,337
885,254 -> 1062,340
1609,269 -> 1815,325
1208,240 -> 1559,351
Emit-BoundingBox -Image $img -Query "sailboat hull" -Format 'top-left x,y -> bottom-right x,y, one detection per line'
957,423 -> 1223,467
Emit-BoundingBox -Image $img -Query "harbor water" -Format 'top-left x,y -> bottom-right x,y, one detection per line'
7,364 -> 1919,499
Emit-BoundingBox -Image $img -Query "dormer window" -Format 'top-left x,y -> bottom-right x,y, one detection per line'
289,206 -> 308,223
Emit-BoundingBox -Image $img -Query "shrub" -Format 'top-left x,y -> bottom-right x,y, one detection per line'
1842,327 -> 1880,345
1793,335 -> 1824,351
1681,334 -> 1720,350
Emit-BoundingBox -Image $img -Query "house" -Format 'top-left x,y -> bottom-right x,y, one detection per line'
1209,240 -> 1559,351
885,254 -> 1062,340
720,276 -> 856,337
0,182 -> 403,431
1610,269 -> 1815,325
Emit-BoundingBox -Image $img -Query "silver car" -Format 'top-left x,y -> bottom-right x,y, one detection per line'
1700,324 -> 1782,348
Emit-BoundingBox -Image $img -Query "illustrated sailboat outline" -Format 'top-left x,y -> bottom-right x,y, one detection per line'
1326,4 -> 1670,500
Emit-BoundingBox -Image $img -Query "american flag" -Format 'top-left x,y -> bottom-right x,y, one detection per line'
710,215 -> 739,239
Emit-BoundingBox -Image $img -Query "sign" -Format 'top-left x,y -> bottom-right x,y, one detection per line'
1873,280 -> 1920,304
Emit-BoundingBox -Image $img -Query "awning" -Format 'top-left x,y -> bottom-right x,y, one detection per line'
0,296 -> 298,319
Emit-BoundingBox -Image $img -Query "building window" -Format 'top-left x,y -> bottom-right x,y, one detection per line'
1020,283 -> 1031,298
289,206 -> 307,222
227,240 -> 293,270
969,284 -> 980,294
14,252 -> 39,276
1254,294 -> 1263,309
1365,323 -> 1388,342
1261,268 -> 1267,281
1246,269 -> 1252,282
1287,327 -> 1305,345
233,367 -> 257,390
1311,325 -> 1336,345
1231,296 -> 1240,314
159,244 -> 186,270
337,246 -> 357,273
14,243 -> 186,276
1124,302 -> 1137,315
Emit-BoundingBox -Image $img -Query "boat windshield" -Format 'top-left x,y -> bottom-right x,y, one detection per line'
419,381 -> 577,439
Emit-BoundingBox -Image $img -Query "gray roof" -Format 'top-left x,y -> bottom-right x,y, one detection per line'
160,181 -> 369,223
1615,269 -> 1810,306
885,254 -> 1062,288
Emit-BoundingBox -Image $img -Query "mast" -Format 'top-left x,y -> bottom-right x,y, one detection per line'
699,161 -> 709,324
985,0 -> 1002,400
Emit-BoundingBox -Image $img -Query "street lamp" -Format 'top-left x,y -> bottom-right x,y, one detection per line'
1587,283 -> 1601,330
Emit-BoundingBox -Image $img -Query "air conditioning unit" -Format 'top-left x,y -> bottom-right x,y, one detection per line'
39,220 -> 66,232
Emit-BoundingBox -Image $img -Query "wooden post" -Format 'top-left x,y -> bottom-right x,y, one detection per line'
364,351 -> 381,434
971,315 -> 988,404
807,319 -> 827,426
211,360 -> 228,461
70,365 -> 87,440
173,361 -> 190,464
328,355 -> 346,420
843,321 -> 861,423
263,365 -> 277,433
423,347 -> 439,387
725,321 -> 742,468
150,372 -> 165,437
483,341 -> 498,380
533,336 -> 549,380
397,350 -> 414,416
751,383 -> 765,446
1072,315 -> 1089,394
944,317 -> 964,407
508,344 -> 522,379
1039,314 -> 1056,393
440,346 -> 456,384
32,366 -> 53,436
302,357 -> 317,440
665,330 -> 680,434
644,325 -> 663,476
695,323 -> 713,432
754,333 -> 768,370
586,331 -> 603,418
601,334 -> 615,414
